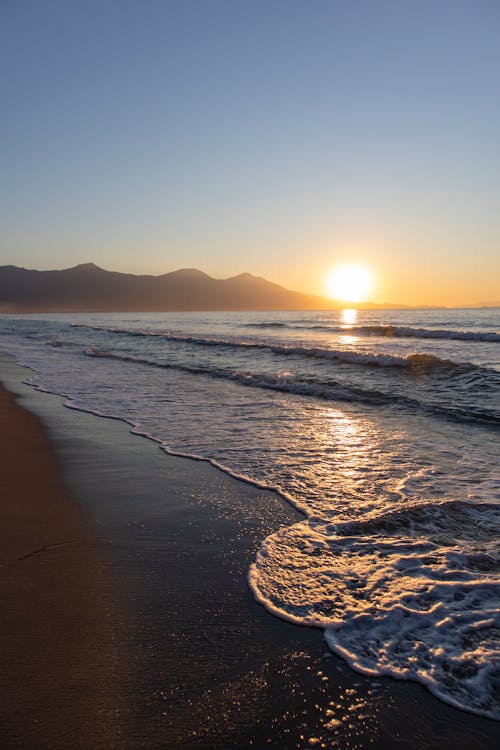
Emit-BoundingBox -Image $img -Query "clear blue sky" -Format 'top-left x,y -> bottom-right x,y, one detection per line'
1,0 -> 499,304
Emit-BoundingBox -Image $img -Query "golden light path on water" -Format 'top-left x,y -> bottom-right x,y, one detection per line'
342,308 -> 358,326
339,309 -> 359,345
296,402 -> 383,520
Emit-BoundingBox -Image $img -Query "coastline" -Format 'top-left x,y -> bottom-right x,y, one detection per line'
1,352 -> 498,749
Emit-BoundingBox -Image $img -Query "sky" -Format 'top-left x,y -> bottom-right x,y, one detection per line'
0,0 -> 499,306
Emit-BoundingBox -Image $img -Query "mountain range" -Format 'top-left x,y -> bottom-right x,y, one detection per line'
0,263 -> 341,313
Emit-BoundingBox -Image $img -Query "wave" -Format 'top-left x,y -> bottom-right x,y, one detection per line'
240,321 -> 287,328
83,347 -> 500,426
49,338 -> 82,349
245,321 -> 500,342
248,501 -> 500,719
348,325 -> 500,342
83,346 -> 394,401
330,498 -> 500,543
72,324 -> 492,375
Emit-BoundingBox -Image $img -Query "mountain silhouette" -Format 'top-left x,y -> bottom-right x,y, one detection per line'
0,263 -> 338,312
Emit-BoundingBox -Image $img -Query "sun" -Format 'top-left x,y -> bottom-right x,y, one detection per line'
326,263 -> 374,302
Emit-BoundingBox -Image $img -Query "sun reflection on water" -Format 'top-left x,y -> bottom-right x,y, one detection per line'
339,309 -> 359,344
301,406 -> 381,519
342,308 -> 358,326
339,334 -> 358,345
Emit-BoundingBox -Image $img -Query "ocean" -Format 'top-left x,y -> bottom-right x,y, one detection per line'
1,307 -> 499,719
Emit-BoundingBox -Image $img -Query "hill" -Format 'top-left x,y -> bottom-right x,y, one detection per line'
0,263 -> 339,313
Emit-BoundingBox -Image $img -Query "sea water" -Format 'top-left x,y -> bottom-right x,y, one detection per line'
1,308 -> 499,718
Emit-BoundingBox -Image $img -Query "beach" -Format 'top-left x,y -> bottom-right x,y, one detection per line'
0,373 -> 125,749
1,351 -> 498,749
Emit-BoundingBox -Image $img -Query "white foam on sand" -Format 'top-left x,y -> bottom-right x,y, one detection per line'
249,501 -> 500,720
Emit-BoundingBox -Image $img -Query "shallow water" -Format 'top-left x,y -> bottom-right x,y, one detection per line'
1,308 -> 499,718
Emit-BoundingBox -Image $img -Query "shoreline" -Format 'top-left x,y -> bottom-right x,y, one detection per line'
1,353 -> 498,749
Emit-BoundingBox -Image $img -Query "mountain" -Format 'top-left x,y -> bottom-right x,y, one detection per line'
0,263 -> 339,312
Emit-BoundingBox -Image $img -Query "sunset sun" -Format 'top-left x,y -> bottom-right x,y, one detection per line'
326,263 -> 374,302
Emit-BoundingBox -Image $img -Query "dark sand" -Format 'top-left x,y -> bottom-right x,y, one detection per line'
1,354 -> 498,749
0,385 -> 125,750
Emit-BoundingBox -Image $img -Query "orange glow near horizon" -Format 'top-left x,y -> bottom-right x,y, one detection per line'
326,264 -> 374,303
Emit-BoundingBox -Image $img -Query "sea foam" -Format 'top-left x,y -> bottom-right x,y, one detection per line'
249,500 -> 500,719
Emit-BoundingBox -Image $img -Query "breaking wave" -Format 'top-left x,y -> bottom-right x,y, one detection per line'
246,321 -> 500,342
73,324 -> 493,375
83,346 -> 500,425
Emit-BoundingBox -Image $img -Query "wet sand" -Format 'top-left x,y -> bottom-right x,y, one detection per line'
0,385 -> 125,750
1,353 -> 498,749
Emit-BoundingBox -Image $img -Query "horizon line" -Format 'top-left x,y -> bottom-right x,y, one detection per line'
1,261 -> 499,310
